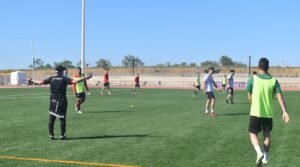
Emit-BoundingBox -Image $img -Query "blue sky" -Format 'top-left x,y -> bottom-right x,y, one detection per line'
0,0 -> 299,69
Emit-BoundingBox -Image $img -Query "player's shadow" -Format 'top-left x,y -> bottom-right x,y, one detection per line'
236,102 -> 251,105
67,134 -> 151,140
216,112 -> 249,116
84,110 -> 135,114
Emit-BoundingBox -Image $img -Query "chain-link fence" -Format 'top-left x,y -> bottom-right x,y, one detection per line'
0,67 -> 299,89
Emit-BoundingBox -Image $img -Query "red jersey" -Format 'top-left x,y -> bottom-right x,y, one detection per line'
104,73 -> 109,83
135,76 -> 139,84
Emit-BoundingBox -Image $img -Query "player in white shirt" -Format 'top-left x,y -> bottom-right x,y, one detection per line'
203,67 -> 219,115
226,70 -> 235,104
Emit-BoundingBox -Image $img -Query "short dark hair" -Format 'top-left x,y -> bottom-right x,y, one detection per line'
230,69 -> 235,73
55,65 -> 65,73
77,67 -> 82,70
208,67 -> 215,71
253,71 -> 257,75
258,58 -> 269,71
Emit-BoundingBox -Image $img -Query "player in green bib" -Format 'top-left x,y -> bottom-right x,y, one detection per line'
222,74 -> 227,93
246,58 -> 289,165
194,72 -> 201,96
72,67 -> 90,114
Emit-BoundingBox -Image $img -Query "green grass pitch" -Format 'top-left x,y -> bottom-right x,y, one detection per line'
0,88 -> 299,167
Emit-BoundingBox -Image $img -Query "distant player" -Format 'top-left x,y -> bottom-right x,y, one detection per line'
226,70 -> 235,104
247,58 -> 289,165
194,72 -> 201,95
133,73 -> 142,93
203,67 -> 219,115
32,66 -> 92,140
72,67 -> 89,114
101,69 -> 112,96
222,74 -> 227,92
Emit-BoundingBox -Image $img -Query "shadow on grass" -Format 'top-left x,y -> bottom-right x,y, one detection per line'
216,112 -> 249,116
67,134 -> 153,140
236,102 -> 251,105
84,110 -> 135,114
225,102 -> 250,105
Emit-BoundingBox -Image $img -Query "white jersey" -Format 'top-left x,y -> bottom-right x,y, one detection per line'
227,73 -> 234,88
204,74 -> 214,92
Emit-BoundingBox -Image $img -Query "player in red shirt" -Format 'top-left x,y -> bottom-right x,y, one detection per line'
101,69 -> 112,96
133,73 -> 142,94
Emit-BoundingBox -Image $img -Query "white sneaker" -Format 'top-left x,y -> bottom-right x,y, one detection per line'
74,105 -> 78,112
262,152 -> 269,164
256,152 -> 264,165
205,110 -> 209,114
77,110 -> 82,114
262,158 -> 268,164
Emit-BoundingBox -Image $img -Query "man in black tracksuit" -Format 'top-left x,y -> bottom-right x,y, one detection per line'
33,66 -> 92,140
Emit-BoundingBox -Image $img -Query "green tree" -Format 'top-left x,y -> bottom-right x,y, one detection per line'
234,61 -> 247,67
200,61 -> 219,67
155,63 -> 166,67
29,58 -> 44,68
122,55 -> 144,67
96,59 -> 112,69
54,60 -> 74,68
76,61 -> 90,68
190,62 -> 197,67
44,64 -> 52,69
220,55 -> 234,66
180,62 -> 187,66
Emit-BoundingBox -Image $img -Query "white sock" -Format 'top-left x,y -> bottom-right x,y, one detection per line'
211,108 -> 214,113
205,109 -> 209,113
254,145 -> 262,155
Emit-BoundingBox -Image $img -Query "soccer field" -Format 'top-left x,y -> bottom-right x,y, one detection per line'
0,88 -> 299,167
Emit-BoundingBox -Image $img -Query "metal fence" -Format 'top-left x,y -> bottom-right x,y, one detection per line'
0,75 -> 10,85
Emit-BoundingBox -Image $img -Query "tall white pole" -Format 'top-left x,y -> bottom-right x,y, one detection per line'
81,0 -> 85,72
32,39 -> 35,86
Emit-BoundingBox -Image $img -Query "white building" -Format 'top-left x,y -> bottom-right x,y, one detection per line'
10,71 -> 27,85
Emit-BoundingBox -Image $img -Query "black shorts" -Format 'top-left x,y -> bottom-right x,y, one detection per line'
222,84 -> 226,88
104,82 -> 110,88
248,116 -> 273,134
195,85 -> 200,89
76,92 -> 86,99
206,92 -> 215,99
227,87 -> 234,95
49,95 -> 67,118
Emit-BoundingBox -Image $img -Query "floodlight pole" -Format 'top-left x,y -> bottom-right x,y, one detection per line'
132,57 -> 135,76
81,0 -> 86,72
248,56 -> 251,77
32,39 -> 35,86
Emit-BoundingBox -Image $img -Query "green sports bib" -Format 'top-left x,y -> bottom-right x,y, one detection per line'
74,75 -> 85,93
250,75 -> 276,118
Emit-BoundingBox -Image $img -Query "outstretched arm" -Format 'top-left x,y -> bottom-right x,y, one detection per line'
71,74 -> 93,84
32,80 -> 44,85
277,93 -> 289,123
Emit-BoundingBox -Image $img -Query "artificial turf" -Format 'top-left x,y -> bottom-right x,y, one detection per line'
0,88 -> 299,167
